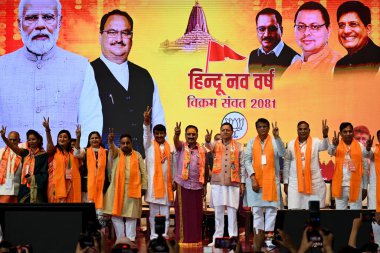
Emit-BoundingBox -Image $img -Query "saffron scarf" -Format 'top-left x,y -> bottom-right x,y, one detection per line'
252,136 -> 277,201
21,148 -> 40,186
374,145 -> 380,212
212,140 -> 240,183
181,142 -> 205,184
0,147 -> 21,184
86,147 -> 106,209
112,150 -> 140,216
332,139 -> 362,202
295,137 -> 312,194
153,141 -> 174,201
53,149 -> 81,202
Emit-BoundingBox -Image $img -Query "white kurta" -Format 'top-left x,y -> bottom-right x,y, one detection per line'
367,147 -> 377,209
284,137 -> 328,209
143,124 -> 172,205
244,137 -> 286,208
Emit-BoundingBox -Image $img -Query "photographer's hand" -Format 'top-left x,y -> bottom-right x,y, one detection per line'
297,227 -> 313,253
319,229 -> 333,253
275,229 -> 297,253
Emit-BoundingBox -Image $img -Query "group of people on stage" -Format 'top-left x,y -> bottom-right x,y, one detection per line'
2,114 -> 380,249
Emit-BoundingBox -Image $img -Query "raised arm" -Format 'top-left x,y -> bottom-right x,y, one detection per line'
0,126 -> 23,156
173,122 -> 182,151
328,131 -> 340,156
73,124 -> 85,159
318,119 -> 330,151
143,106 -> 152,151
107,128 -> 118,159
42,117 -> 55,156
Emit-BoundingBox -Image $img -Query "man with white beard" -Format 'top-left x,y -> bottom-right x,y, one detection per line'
0,0 -> 101,146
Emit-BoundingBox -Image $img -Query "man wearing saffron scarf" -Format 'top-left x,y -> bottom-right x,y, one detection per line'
103,130 -> 147,242
204,122 -> 244,246
328,122 -> 368,210
0,129 -> 22,203
173,122 -> 207,245
143,106 -> 173,240
365,130 -> 380,247
244,118 -> 285,250
283,120 -> 329,209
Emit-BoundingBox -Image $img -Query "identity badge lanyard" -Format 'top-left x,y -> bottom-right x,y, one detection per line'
345,145 -> 356,172
261,140 -> 267,165
65,153 -> 72,180
5,153 -> 14,190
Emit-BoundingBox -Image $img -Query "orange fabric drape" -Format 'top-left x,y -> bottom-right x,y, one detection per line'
52,150 -> 81,202
0,148 -> 21,184
374,145 -> 380,212
181,143 -> 205,184
153,141 -> 174,201
86,147 -> 106,209
252,136 -> 277,201
21,148 -> 40,186
332,139 -> 362,202
212,140 -> 240,183
295,137 -> 312,194
112,150 -> 140,216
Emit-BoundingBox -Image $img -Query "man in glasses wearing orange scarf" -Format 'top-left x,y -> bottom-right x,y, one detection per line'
143,106 -> 173,240
205,122 -> 245,247
244,118 -> 285,250
283,120 -> 329,209
173,122 -> 207,246
102,129 -> 147,242
328,122 -> 369,210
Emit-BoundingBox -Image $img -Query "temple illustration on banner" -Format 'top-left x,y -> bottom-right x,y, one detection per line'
161,1 -> 218,51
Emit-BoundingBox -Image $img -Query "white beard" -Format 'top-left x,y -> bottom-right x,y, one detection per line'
21,27 -> 60,55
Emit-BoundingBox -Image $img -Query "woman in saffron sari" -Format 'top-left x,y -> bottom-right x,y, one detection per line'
43,117 -> 81,203
73,126 -> 109,212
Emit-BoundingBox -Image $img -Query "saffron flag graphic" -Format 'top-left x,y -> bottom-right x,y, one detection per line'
206,40 -> 246,72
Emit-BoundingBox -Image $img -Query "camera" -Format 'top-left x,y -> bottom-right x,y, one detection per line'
215,236 -> 238,250
361,211 -> 375,222
148,216 -> 169,253
78,220 -> 101,249
307,200 -> 323,247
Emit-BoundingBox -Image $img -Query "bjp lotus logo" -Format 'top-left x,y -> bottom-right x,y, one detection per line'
222,112 -> 248,140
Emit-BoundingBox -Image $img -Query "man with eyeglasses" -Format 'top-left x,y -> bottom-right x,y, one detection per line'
282,1 -> 341,81
334,1 -> 380,77
86,9 -> 165,158
0,0 -> 100,148
248,8 -> 300,78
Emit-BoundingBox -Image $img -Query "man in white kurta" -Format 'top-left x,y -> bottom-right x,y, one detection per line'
364,130 -> 380,248
328,122 -> 368,210
0,131 -> 22,203
283,120 -> 329,209
143,107 -> 173,239
244,118 -> 285,250
103,132 -> 147,241
205,123 -> 244,246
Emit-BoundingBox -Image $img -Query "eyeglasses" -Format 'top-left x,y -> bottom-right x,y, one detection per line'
338,22 -> 360,30
257,25 -> 279,34
102,29 -> 133,39
294,24 -> 326,33
23,14 -> 56,25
